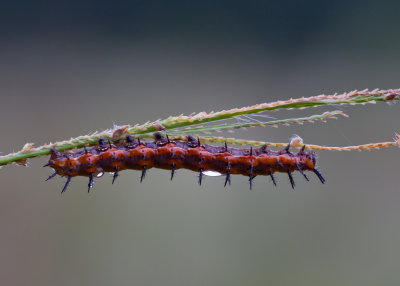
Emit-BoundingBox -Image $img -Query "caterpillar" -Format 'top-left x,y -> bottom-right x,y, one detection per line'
44,133 -> 325,193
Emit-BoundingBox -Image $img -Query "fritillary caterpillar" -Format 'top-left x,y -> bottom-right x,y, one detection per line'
45,133 -> 325,193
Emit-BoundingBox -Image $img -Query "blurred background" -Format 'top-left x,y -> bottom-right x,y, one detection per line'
0,1 -> 399,285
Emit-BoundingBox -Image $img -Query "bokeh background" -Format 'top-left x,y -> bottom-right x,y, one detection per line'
0,1 -> 399,285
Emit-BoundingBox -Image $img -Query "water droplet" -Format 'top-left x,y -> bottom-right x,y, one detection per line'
203,171 -> 222,177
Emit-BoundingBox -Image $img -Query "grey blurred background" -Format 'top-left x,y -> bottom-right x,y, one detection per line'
0,1 -> 399,285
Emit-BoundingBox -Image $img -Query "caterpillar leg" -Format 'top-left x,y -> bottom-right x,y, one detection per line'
46,172 -> 57,181
61,176 -> 72,193
198,168 -> 203,186
112,166 -> 119,184
249,165 -> 254,190
224,171 -> 231,187
313,168 -> 326,184
296,163 -> 309,181
88,173 -> 94,193
287,170 -> 295,189
140,165 -> 147,183
170,163 -> 176,181
269,171 -> 277,186
224,162 -> 231,187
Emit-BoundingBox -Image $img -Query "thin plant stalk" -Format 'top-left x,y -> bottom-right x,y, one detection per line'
188,134 -> 400,151
0,89 -> 399,167
176,111 -> 347,134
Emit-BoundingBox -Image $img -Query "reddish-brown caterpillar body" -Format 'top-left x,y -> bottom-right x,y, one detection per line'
45,133 -> 325,193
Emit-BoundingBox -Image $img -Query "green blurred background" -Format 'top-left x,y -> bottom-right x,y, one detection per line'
0,1 -> 399,285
